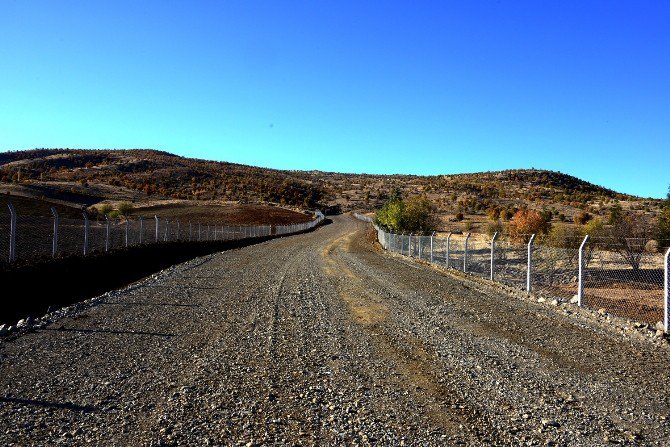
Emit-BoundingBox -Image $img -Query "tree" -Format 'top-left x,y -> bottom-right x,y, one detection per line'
99,203 -> 113,216
402,196 -> 439,233
118,202 -> 134,216
374,198 -> 405,232
608,203 -> 623,225
657,185 -> 670,249
374,195 -> 438,233
507,209 -> 550,242
607,213 -> 653,271
573,211 -> 592,225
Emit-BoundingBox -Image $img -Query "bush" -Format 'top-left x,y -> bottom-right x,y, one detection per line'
99,203 -> 113,215
455,212 -> 464,221
573,211 -> 592,225
507,209 -> 550,242
374,195 -> 438,233
657,206 -> 670,249
485,219 -> 503,236
544,223 -> 581,249
118,202 -> 134,216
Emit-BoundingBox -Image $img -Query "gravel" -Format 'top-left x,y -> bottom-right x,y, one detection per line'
1,215 -> 670,446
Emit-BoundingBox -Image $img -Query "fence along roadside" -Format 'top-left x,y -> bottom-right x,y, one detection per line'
353,214 -> 670,334
2,204 -> 324,265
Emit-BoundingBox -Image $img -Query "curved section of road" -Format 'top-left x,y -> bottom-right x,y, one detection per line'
1,216 -> 669,446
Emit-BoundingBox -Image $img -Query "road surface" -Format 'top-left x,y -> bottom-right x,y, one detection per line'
1,216 -> 669,446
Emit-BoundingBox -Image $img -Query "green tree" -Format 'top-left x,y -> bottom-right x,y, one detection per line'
374,195 -> 438,233
99,203 -> 113,215
608,202 -> 623,225
118,202 -> 134,216
657,185 -> 670,249
402,196 -> 439,233
374,198 -> 405,232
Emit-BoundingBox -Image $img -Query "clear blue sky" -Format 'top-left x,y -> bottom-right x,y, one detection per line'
1,1 -> 668,198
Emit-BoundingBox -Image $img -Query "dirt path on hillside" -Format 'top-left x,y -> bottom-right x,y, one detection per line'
1,216 -> 669,446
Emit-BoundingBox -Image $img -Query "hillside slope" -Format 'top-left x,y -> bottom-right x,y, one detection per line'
0,149 -> 661,223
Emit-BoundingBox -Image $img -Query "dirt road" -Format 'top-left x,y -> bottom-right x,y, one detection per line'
1,216 -> 669,446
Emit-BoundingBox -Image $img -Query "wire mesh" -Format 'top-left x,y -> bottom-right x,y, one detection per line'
1,207 -> 324,266
584,238 -> 664,325
368,221 -> 669,327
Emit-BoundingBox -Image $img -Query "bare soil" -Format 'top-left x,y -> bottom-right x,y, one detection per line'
134,202 -> 313,225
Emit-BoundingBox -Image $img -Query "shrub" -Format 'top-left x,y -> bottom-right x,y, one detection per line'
455,212 -> 464,221
573,211 -> 592,225
507,209 -> 550,242
402,196 -> 439,232
118,202 -> 134,216
99,203 -> 113,215
374,195 -> 438,233
487,207 -> 500,220
485,219 -> 503,236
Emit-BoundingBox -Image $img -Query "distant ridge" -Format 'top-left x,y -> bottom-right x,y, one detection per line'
0,149 -> 660,221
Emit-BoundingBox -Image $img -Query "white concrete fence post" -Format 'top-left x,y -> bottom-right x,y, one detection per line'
8,203 -> 17,263
430,231 -> 435,263
418,234 -> 422,260
51,207 -> 59,258
490,232 -> 498,281
446,232 -> 452,268
409,233 -> 413,257
105,216 -> 111,252
155,215 -> 159,243
176,220 -> 180,241
578,235 -> 590,307
664,248 -> 670,333
527,234 -> 536,293
83,212 -> 90,255
463,233 -> 471,272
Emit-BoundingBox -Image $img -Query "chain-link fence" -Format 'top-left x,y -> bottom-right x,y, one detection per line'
2,205 -> 324,266
362,217 -> 670,331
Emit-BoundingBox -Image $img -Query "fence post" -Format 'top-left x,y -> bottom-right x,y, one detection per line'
105,216 -> 111,252
164,219 -> 169,242
464,233 -> 470,272
409,233 -> 413,257
446,232 -> 451,268
527,234 -> 536,293
51,207 -> 59,258
430,232 -> 435,263
125,219 -> 129,247
176,220 -> 180,241
418,234 -> 422,260
139,216 -> 143,245
8,203 -> 16,262
578,235 -> 589,307
83,212 -> 89,255
490,232 -> 498,281
664,248 -> 669,332
155,216 -> 159,243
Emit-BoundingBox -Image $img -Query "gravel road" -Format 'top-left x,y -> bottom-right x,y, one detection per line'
1,215 -> 670,446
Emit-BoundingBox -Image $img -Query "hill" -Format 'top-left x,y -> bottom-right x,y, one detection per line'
0,149 -> 662,228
